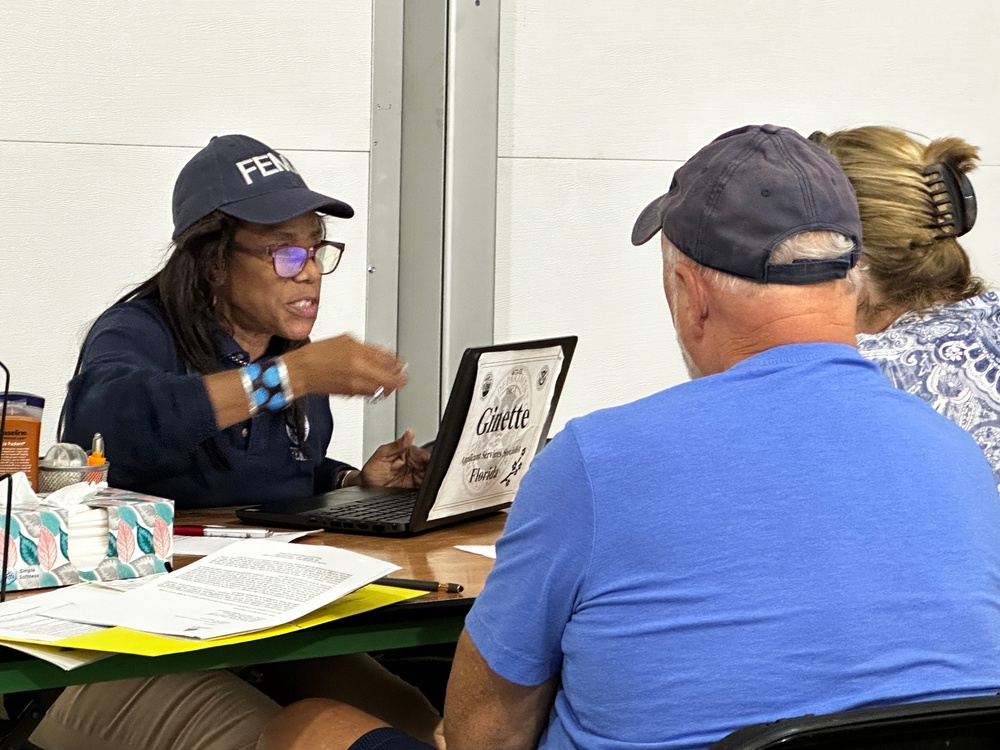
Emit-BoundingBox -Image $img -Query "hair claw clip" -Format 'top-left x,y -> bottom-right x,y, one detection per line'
923,161 -> 977,239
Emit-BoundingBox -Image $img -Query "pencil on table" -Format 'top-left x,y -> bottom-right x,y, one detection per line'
377,577 -> 464,594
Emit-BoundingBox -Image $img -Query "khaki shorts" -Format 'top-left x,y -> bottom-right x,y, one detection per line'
28,653 -> 439,750
29,670 -> 280,750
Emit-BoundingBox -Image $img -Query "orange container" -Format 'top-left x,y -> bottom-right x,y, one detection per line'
0,393 -> 45,491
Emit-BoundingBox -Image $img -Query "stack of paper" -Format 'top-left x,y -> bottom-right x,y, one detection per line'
0,585 -> 115,668
0,540 -> 416,670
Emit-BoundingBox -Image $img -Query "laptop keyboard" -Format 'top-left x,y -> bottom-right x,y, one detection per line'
308,490 -> 418,522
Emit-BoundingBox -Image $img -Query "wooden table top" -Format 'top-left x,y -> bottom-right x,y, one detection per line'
176,507 -> 506,601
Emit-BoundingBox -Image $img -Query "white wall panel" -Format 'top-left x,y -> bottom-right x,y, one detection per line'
495,157 -> 690,433
964,167 -> 1000,287
0,1 -> 372,151
496,0 -> 1000,429
0,143 -> 370,467
498,0 -> 1000,163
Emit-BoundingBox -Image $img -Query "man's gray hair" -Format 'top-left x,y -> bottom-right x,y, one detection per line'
663,231 -> 861,297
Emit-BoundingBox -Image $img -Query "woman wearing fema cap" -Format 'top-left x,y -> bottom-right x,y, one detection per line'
62,134 -> 428,506
31,136 -> 439,749
813,126 -> 1000,485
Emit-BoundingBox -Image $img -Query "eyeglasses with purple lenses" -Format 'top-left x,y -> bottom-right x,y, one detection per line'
234,240 -> 345,278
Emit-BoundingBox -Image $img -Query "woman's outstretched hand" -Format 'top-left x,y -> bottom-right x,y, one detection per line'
284,334 -> 408,399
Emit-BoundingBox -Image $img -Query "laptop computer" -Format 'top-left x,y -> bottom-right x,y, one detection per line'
237,336 -> 577,536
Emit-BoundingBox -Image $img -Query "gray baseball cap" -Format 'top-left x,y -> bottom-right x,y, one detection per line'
631,124 -> 862,284
172,134 -> 354,239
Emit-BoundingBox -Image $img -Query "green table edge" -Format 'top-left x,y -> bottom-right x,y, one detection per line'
0,613 -> 466,694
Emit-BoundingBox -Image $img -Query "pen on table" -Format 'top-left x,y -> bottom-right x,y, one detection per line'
377,577 -> 464,594
174,525 -> 273,539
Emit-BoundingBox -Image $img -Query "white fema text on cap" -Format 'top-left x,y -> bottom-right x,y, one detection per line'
235,152 -> 299,185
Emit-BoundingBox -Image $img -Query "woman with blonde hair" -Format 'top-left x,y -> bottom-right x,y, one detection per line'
813,126 -> 1000,482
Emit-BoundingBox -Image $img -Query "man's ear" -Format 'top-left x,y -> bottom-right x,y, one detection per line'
673,262 -> 710,341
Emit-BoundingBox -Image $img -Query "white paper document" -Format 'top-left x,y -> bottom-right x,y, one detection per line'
0,584 -> 116,670
81,573 -> 166,592
171,529 -> 321,557
44,540 -> 399,639
455,545 -> 497,559
428,346 -> 564,521
0,586 -> 111,643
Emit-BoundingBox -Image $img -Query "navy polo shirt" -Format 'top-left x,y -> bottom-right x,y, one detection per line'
63,297 -> 350,509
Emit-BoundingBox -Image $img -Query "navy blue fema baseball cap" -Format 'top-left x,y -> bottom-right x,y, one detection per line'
631,124 -> 862,284
172,134 -> 354,239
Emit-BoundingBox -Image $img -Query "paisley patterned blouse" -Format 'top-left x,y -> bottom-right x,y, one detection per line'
857,292 -> 1000,486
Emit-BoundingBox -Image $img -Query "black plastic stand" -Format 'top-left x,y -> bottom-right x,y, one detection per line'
1,360 -> 14,602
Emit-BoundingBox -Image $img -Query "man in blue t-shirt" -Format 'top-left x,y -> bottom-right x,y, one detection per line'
258,125 -> 1000,750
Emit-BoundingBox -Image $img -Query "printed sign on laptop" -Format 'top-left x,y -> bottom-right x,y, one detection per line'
428,345 -> 564,521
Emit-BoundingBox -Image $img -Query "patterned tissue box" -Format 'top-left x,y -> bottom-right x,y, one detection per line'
0,487 -> 173,591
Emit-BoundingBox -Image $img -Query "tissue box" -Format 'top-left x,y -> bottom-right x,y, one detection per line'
0,488 -> 174,591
